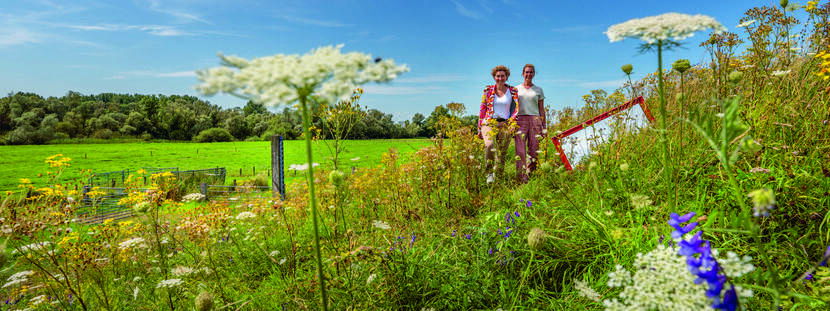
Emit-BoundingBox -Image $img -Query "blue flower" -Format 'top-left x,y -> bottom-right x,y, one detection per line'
669,212 -> 697,239
410,232 -> 416,247
821,245 -> 830,266
526,200 -> 532,208
515,211 -> 520,217
451,229 -> 456,237
465,234 -> 471,240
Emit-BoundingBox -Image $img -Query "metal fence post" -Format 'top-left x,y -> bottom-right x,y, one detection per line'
271,135 -> 285,200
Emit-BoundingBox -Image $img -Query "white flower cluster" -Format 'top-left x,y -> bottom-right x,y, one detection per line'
171,266 -> 195,277
12,242 -> 51,255
605,13 -> 726,44
156,278 -> 183,289
603,245 -> 713,310
118,237 -> 148,251
3,270 -> 34,288
630,194 -> 653,210
574,279 -> 601,302
235,211 -> 256,220
372,220 -> 391,230
599,244 -> 754,310
182,193 -> 206,202
288,163 -> 319,171
196,45 -> 409,107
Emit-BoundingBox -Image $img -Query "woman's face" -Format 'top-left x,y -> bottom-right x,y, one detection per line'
522,67 -> 535,81
493,71 -> 507,84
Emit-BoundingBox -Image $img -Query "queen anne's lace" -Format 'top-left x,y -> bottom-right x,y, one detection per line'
196,45 -> 408,107
605,13 -> 726,44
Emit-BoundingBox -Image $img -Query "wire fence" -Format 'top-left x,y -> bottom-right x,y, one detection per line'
87,167 -> 226,188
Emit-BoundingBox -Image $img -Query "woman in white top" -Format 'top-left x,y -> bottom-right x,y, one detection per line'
477,65 -> 520,184
514,64 -> 545,183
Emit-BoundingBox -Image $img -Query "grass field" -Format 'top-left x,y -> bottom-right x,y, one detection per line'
0,139 -> 431,191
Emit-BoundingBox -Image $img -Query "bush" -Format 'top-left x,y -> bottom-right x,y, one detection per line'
194,128 -> 234,143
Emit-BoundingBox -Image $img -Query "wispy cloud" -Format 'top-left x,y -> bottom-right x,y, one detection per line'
551,24 -> 602,34
396,73 -> 468,83
363,85 -> 444,95
0,29 -> 39,47
146,0 -> 210,24
278,15 -> 351,27
67,24 -> 194,36
450,0 -> 483,20
540,78 -> 625,89
107,70 -> 197,80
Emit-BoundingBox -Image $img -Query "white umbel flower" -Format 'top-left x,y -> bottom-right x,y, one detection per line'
372,220 -> 391,230
196,45 -> 409,107
118,237 -> 148,250
605,12 -> 726,44
235,211 -> 256,220
156,278 -> 183,289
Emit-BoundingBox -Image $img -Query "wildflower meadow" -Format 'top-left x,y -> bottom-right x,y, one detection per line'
2,2 -> 830,311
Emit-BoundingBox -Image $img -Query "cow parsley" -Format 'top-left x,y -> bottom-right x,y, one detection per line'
605,12 -> 725,44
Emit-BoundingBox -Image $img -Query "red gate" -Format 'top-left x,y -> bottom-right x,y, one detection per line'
551,96 -> 655,170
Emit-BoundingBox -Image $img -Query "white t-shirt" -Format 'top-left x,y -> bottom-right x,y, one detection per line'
516,84 -> 545,116
492,89 -> 512,119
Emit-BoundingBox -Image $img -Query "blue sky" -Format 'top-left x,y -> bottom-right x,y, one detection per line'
1,0 -> 786,121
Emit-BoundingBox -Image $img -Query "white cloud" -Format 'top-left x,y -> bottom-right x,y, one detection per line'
450,0 -> 483,20
278,15 -> 351,27
0,29 -> 39,47
146,0 -> 210,24
362,85 -> 443,95
156,71 -> 196,78
67,24 -> 193,36
110,70 -> 197,79
396,73 -> 468,83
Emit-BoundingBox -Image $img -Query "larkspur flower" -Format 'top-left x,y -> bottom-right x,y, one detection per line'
669,212 -> 697,239
605,12 -> 726,44
526,200 -> 532,208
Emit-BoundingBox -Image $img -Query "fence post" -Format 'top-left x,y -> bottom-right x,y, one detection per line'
200,182 -> 208,200
271,135 -> 285,200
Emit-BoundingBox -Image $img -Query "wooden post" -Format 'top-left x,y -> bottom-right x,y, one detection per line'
271,135 -> 285,200
200,182 -> 208,199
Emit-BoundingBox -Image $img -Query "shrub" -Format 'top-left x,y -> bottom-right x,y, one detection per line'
194,127 -> 233,143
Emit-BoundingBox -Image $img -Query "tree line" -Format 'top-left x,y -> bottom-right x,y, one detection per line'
0,91 -> 478,145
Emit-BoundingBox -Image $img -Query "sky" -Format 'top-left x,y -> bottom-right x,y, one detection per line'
0,0 -> 792,121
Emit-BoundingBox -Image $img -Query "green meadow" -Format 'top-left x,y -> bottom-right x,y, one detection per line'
0,139 -> 431,191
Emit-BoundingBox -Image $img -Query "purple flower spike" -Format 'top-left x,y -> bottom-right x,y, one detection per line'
669,212 -> 698,239
515,211 -> 520,217
821,245 -> 830,266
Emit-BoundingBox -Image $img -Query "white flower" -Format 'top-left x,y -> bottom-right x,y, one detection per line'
372,220 -> 391,230
30,295 -> 47,305
366,273 -> 377,285
196,45 -> 409,108
350,157 -> 360,161
288,163 -> 320,171
630,194 -> 653,210
574,279 -> 601,302
605,12 -> 726,44
279,258 -> 287,265
3,270 -> 34,288
133,286 -> 140,300
12,242 -> 52,255
235,211 -> 256,220
269,250 -> 281,257
182,193 -> 206,202
156,278 -> 183,289
737,19 -> 757,28
118,237 -> 148,251
171,266 -> 195,277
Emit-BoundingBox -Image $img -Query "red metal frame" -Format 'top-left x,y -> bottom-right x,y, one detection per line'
551,96 -> 655,170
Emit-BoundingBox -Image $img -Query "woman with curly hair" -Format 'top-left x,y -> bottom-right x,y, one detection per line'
478,65 -> 519,184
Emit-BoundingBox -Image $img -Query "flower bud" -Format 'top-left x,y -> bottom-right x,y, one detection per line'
748,188 -> 776,217
728,70 -> 744,84
133,201 -> 150,214
327,170 -> 347,188
621,64 -> 633,75
619,162 -> 629,172
672,59 -> 691,74
0,244 -> 8,269
780,0 -> 788,9
527,228 -> 546,250
195,291 -> 214,311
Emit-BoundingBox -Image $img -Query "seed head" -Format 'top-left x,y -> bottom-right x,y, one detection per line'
195,291 -> 214,311
728,70 -> 744,84
328,170 -> 347,188
527,228 -> 547,250
621,64 -> 633,75
133,201 -> 150,214
672,59 -> 691,74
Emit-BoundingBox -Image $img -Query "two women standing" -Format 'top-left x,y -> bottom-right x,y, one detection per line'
477,64 -> 545,184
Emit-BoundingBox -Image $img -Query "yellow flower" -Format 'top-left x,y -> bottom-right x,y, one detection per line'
19,178 -> 31,184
